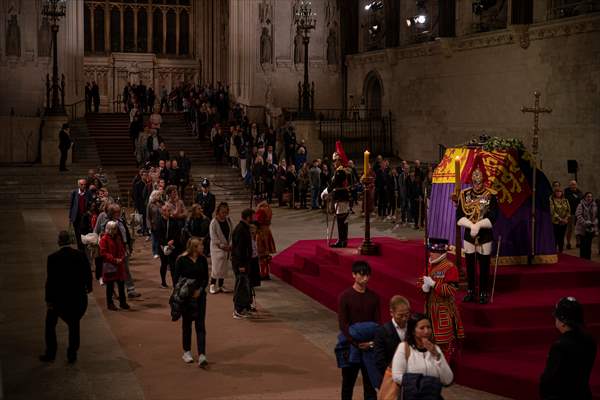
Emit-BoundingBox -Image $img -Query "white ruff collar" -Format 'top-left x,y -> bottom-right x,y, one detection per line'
430,253 -> 447,264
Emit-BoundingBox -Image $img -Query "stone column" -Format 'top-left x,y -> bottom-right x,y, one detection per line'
163,10 -> 167,54
134,6 -> 138,51
58,0 -> 85,104
148,5 -> 153,53
104,4 -> 110,53
176,8 -> 180,56
120,6 -> 124,51
90,4 -> 95,53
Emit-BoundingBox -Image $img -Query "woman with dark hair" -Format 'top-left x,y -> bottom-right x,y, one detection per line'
174,237 -> 209,368
391,313 -> 453,391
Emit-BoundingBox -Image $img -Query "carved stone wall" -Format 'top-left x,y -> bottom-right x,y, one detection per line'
346,14 -> 600,193
228,0 -> 342,110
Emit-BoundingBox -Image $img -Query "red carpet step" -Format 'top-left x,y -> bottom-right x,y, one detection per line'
271,237 -> 600,400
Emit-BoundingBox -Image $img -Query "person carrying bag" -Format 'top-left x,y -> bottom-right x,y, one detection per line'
378,342 -> 409,400
391,313 -> 453,400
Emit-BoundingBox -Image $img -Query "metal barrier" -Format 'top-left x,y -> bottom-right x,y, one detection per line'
65,99 -> 86,121
318,110 -> 394,158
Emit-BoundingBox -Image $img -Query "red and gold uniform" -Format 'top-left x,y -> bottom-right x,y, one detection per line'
254,201 -> 276,279
419,248 -> 465,362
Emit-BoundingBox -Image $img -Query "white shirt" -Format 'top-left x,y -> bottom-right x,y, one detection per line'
391,319 -> 406,341
391,342 -> 453,386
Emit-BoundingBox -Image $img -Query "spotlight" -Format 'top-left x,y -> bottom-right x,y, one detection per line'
406,14 -> 427,27
415,14 -> 427,24
368,24 -> 380,35
364,0 -> 383,11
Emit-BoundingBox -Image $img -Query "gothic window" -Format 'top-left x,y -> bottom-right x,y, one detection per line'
82,1 -> 192,57
165,9 -> 176,54
94,6 -> 105,52
153,8 -> 163,53
138,8 -> 148,52
179,10 -> 189,55
84,7 -> 92,52
124,7 -> 135,52
110,7 -> 121,52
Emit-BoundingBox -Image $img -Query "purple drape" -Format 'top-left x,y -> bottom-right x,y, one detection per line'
428,183 -> 556,260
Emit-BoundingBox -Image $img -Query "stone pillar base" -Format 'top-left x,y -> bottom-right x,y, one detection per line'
41,115 -> 70,166
290,120 -> 324,160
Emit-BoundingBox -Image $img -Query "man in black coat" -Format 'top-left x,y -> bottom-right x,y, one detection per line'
91,81 -> 100,112
58,123 -> 72,172
373,295 -> 411,377
231,209 -> 254,318
540,297 -> 597,400
40,231 -> 93,364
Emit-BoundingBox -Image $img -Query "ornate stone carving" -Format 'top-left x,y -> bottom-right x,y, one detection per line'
260,27 -> 272,64
327,27 -> 338,65
38,17 -> 51,57
259,0 -> 272,25
294,27 -> 303,64
6,15 -> 21,57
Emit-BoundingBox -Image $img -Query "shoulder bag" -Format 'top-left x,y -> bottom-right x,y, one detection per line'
377,342 -> 410,400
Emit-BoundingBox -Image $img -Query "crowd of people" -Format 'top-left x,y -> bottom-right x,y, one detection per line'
41,79 -> 598,400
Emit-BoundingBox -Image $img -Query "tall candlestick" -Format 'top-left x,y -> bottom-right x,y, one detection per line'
454,155 -> 463,270
363,150 -> 370,177
454,156 -> 461,191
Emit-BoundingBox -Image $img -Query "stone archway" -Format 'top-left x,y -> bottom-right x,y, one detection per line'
362,70 -> 383,118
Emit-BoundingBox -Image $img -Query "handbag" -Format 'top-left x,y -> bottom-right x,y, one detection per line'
377,342 -> 410,400
102,261 -> 117,275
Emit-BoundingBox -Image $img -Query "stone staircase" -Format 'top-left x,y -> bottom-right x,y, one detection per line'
159,114 -> 250,206
84,112 -> 249,206
85,113 -> 138,202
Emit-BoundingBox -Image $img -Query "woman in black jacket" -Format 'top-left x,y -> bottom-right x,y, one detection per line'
185,204 -> 210,254
175,237 -> 209,368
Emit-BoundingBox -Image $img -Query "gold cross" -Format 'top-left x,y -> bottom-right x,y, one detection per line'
521,91 -> 552,263
521,91 -> 552,155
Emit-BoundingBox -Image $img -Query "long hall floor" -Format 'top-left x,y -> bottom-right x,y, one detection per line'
3,203 -> 597,399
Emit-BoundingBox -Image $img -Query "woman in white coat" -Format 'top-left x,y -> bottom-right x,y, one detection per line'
209,202 -> 233,294
392,313 -> 453,396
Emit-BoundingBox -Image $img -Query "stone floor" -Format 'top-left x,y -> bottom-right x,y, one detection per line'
2,202 -> 598,399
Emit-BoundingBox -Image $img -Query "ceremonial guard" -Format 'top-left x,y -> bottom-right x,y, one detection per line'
321,152 -> 350,248
456,161 -> 498,304
418,238 -> 464,362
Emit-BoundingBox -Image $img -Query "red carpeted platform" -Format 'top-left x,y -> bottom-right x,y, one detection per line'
271,237 -> 600,400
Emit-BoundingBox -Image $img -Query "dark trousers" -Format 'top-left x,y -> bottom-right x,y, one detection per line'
233,272 -> 252,313
341,363 -> 376,400
465,252 -> 490,294
377,189 -> 387,216
182,293 -> 207,354
44,307 -> 83,358
579,233 -> 594,260
337,213 -> 349,243
106,280 -> 126,306
73,216 -> 85,251
553,223 -> 567,253
59,149 -> 68,171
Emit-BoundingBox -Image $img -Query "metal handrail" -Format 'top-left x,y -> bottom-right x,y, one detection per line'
65,98 -> 86,121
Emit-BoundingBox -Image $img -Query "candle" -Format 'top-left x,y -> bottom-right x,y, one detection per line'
454,156 -> 461,185
364,150 -> 370,177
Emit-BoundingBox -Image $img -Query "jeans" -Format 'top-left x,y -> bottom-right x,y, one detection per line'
341,363 -> 376,400
182,292 -> 207,354
44,307 -> 84,359
311,187 -> 320,208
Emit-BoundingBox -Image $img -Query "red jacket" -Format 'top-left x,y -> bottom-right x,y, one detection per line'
99,233 -> 127,282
